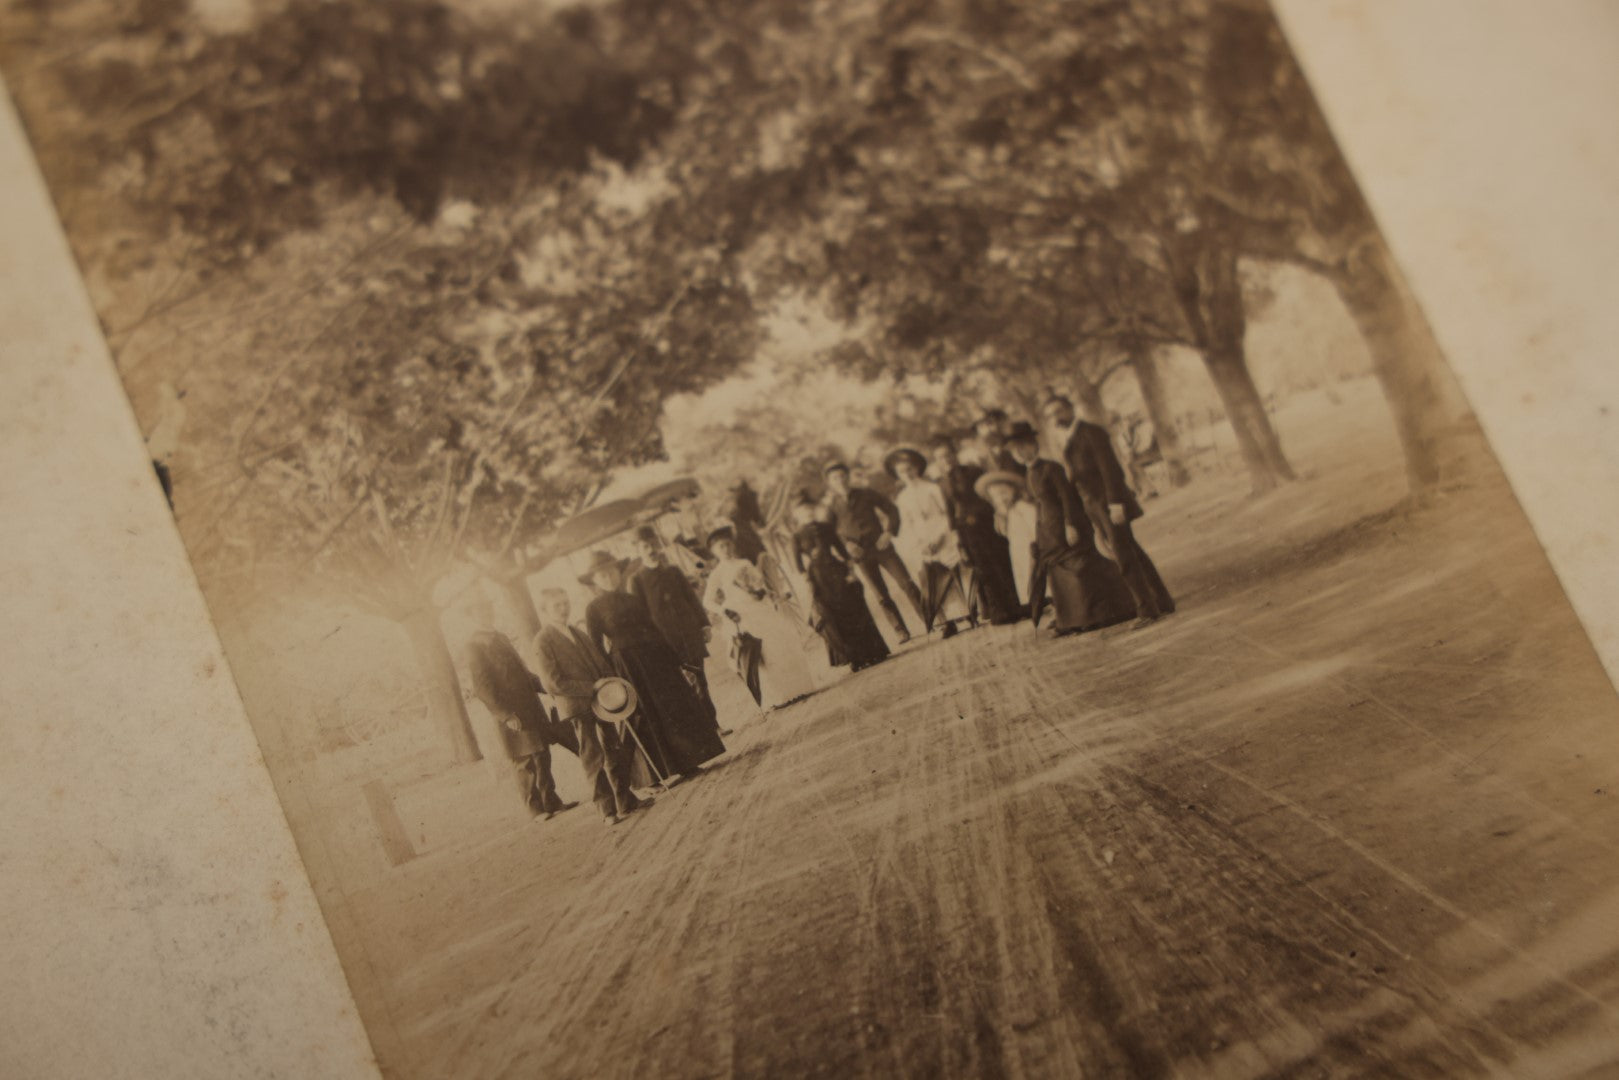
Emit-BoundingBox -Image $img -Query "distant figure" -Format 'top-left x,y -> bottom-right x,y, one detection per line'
628,525 -> 720,729
581,549 -> 727,781
531,589 -> 647,826
931,434 -> 1022,625
463,628 -> 579,821
1005,422 -> 1136,636
705,526 -> 817,709
886,446 -> 970,635
822,460 -> 924,644
725,479 -> 769,564
975,408 -> 1026,477
1042,394 -> 1175,627
792,495 -> 891,673
975,470 -> 1039,607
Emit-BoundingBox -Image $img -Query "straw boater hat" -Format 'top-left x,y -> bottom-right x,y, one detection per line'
974,469 -> 1026,501
882,445 -> 928,479
591,676 -> 638,726
822,460 -> 850,476
577,549 -> 629,587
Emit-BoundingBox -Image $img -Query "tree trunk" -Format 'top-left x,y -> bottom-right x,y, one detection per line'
1168,237 -> 1295,494
1202,342 -> 1294,493
401,607 -> 482,764
1127,343 -> 1191,487
1199,247 -> 1295,493
491,573 -> 541,653
1330,237 -> 1472,492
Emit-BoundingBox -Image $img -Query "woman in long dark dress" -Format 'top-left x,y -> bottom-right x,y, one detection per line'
1004,423 -> 1135,635
792,498 -> 891,672
579,550 -> 726,781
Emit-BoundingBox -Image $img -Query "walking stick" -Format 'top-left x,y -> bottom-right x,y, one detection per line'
615,712 -> 672,791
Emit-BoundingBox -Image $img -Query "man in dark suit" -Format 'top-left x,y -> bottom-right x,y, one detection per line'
532,588 -> 647,825
822,460 -> 924,643
628,525 -> 723,730
463,628 -> 579,821
930,433 -> 1022,625
1041,394 -> 1175,626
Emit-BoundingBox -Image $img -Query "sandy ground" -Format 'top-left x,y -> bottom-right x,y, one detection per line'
316,384 -> 1619,1078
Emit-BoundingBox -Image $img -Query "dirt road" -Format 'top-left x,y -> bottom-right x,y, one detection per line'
331,455 -> 1619,1079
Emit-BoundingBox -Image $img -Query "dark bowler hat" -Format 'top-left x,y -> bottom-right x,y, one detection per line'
633,524 -> 659,544
974,469 -> 1026,501
706,525 -> 737,549
1005,421 -> 1040,446
882,445 -> 928,478
577,549 -> 629,586
979,407 -> 1009,424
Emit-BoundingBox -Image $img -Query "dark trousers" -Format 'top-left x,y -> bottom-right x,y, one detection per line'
572,714 -> 641,819
1103,520 -> 1175,618
850,541 -> 926,634
682,662 -> 719,727
515,747 -> 567,816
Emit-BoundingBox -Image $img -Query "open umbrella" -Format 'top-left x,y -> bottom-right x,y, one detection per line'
635,477 -> 701,511
549,498 -> 646,559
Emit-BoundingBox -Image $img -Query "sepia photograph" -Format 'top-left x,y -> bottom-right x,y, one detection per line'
3,0 -> 1619,1075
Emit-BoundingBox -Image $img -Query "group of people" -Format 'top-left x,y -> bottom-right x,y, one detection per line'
462,390 -> 1175,828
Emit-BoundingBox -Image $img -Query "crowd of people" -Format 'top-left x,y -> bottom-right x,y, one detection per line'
462,391 -> 1177,827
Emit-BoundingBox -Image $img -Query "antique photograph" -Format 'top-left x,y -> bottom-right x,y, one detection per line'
4,0 -> 1618,1075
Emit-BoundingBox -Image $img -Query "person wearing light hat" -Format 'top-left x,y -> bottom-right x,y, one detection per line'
822,460 -> 925,643
974,469 -> 1039,607
532,587 -> 647,825
932,433 -> 1023,625
579,549 -> 726,783
885,445 -> 969,636
1003,421 -> 1135,636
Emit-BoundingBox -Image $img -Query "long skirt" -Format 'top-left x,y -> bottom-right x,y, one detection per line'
809,565 -> 891,672
611,641 -> 726,782
1041,545 -> 1137,633
960,524 -> 1023,624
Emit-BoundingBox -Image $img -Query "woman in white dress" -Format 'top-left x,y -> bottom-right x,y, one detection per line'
976,470 -> 1039,606
886,446 -> 971,633
703,527 -> 818,709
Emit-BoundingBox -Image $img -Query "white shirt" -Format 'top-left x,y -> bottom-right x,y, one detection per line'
893,479 -> 959,571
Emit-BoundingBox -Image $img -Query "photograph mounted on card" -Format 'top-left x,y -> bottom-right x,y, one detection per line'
3,0 -> 1617,1076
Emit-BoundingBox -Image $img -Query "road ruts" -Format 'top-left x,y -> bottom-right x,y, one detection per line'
349,480 -> 1619,1079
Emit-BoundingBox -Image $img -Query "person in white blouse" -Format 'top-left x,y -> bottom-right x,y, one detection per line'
703,527 -> 817,710
975,470 -> 1038,607
885,446 -> 972,636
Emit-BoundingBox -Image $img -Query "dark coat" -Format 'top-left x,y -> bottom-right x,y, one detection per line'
826,486 -> 902,547
465,631 -> 573,760
630,562 -> 710,667
1025,459 -> 1091,556
1060,420 -> 1143,530
532,623 -> 615,723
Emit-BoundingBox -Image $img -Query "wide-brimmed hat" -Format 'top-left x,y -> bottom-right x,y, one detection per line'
591,676 -> 638,726
974,469 -> 1026,501
706,525 -> 737,549
1004,420 -> 1040,446
577,549 -> 629,586
883,445 -> 928,478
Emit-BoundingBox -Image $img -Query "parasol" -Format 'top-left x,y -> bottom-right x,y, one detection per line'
635,477 -> 701,511
548,498 -> 646,559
